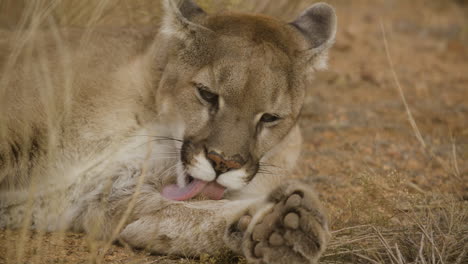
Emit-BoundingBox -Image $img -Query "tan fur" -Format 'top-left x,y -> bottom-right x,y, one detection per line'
0,1 -> 336,263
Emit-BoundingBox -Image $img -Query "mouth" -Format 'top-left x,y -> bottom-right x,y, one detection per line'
162,174 -> 226,201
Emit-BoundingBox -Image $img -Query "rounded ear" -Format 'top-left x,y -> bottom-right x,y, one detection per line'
161,0 -> 211,40
176,0 -> 205,19
290,3 -> 337,51
290,3 -> 337,71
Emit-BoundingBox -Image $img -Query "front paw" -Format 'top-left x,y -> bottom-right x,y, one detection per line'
242,181 -> 330,264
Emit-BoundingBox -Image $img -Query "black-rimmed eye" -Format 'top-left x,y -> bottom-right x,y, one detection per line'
195,84 -> 218,105
260,113 -> 280,123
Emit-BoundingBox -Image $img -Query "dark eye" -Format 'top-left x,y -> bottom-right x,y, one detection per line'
260,113 -> 280,123
195,84 -> 218,105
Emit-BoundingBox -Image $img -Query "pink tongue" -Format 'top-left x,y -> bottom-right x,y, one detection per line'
202,181 -> 225,200
162,179 -> 226,201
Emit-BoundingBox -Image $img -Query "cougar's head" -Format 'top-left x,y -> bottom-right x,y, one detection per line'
156,0 -> 336,200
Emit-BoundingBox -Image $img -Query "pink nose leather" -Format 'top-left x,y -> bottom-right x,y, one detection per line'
206,151 -> 242,174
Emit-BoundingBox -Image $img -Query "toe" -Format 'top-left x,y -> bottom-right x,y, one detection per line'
285,194 -> 302,208
268,232 -> 284,246
254,242 -> 264,258
284,212 -> 300,229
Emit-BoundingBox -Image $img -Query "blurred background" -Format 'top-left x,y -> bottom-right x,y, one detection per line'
0,0 -> 467,263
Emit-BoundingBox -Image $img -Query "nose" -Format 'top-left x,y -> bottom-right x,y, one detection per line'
206,151 -> 244,176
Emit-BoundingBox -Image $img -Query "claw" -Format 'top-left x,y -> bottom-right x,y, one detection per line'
237,215 -> 251,232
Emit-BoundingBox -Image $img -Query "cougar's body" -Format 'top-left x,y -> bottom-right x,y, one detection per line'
0,1 -> 336,262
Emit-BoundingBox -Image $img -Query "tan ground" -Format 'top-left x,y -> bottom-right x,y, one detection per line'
0,0 -> 467,263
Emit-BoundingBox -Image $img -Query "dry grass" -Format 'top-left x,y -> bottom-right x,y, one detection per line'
323,172 -> 467,263
1,0 -> 467,263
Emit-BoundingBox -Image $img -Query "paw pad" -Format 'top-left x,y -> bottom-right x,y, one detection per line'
252,223 -> 269,241
242,186 -> 330,264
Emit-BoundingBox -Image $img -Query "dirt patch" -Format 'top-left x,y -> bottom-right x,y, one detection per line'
1,0 -> 467,263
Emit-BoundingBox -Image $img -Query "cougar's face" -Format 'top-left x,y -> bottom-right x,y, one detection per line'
155,0 -> 336,200
157,32 -> 305,197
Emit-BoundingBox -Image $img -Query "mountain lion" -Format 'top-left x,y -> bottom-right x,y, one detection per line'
0,0 -> 336,263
